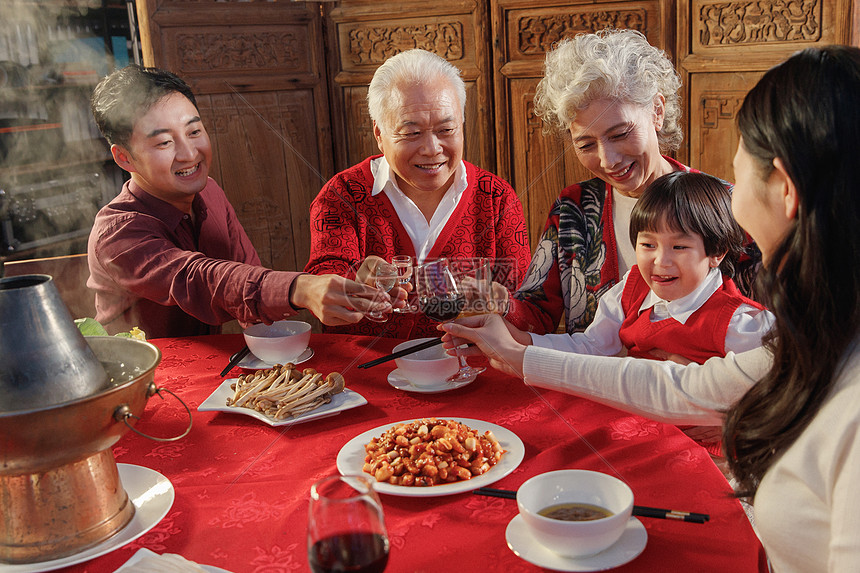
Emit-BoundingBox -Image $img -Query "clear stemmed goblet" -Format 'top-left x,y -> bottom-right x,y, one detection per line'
449,258 -> 494,317
391,255 -> 415,313
363,261 -> 399,322
414,258 -> 486,382
308,474 -> 389,573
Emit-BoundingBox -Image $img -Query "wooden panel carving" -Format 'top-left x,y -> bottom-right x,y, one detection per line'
509,78 -> 591,249
343,86 -> 377,167
345,22 -> 465,66
515,8 -> 648,56
173,30 -> 310,73
688,72 -> 763,182
201,93 -> 299,270
697,0 -> 822,46
327,3 -> 494,173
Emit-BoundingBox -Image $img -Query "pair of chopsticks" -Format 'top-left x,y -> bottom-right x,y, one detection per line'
358,337 -> 443,369
219,345 -> 250,377
472,487 -> 710,524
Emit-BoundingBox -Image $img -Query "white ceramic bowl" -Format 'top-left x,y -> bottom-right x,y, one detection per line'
517,469 -> 633,558
242,320 -> 311,365
393,337 -> 459,387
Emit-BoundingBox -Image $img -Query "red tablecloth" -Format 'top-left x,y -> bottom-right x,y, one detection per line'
61,333 -> 767,572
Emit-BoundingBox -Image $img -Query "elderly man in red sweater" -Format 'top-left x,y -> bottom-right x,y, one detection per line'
305,49 -> 531,339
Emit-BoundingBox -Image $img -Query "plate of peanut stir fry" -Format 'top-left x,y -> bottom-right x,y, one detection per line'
198,364 -> 367,426
337,417 -> 525,497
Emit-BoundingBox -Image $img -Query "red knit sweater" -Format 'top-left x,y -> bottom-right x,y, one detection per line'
618,265 -> 763,364
305,156 -> 532,339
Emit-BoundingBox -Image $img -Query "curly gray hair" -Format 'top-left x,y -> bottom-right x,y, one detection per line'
367,49 -> 466,133
533,29 -> 682,152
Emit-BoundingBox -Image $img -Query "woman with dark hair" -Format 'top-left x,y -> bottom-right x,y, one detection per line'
442,45 -> 860,570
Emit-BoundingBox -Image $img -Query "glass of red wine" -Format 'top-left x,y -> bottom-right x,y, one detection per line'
414,258 -> 486,382
308,474 -> 389,573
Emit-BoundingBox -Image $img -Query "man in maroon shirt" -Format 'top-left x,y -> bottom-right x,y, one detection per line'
87,65 -> 387,338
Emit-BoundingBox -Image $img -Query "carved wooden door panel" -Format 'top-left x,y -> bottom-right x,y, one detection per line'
135,0 -> 333,274
324,0 -> 496,175
490,0 -> 672,249
677,0 -> 856,182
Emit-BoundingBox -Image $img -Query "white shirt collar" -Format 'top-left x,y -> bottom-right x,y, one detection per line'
369,156 -> 468,263
638,267 -> 724,324
370,156 -> 467,198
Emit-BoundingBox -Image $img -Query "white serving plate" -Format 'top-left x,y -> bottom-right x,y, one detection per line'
336,417 -> 524,497
198,378 -> 367,426
505,515 -> 647,572
0,464 -> 174,573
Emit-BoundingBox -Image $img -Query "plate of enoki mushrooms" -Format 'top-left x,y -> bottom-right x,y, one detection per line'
198,363 -> 367,426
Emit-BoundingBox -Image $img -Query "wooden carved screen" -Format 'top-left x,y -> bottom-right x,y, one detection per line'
324,0 -> 496,175
490,0 -> 672,249
135,0 -> 859,267
135,0 -> 333,274
677,0 -> 856,183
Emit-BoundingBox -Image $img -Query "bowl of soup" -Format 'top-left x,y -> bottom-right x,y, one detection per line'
516,469 -> 633,558
393,337 -> 459,387
243,320 -> 311,365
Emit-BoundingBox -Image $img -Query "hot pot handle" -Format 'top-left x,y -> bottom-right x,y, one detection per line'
113,383 -> 193,442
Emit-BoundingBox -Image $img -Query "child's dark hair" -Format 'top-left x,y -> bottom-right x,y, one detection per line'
91,65 -> 198,149
629,171 -> 744,277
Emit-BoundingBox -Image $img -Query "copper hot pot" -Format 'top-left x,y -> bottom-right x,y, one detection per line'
0,275 -> 171,563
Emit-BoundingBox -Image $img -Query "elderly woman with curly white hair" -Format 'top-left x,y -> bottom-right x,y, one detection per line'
506,29 -> 759,336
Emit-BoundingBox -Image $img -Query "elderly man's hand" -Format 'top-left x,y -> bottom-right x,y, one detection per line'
439,313 -> 532,378
290,273 -> 391,326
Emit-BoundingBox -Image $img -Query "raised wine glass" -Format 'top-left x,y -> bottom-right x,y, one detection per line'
449,258 -> 494,317
308,474 -> 389,573
391,255 -> 415,313
364,261 -> 399,322
414,258 -> 486,382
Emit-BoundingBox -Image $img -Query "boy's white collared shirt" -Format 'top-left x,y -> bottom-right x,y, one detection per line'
640,266 -> 725,324
370,156 -> 468,264
531,267 -> 774,357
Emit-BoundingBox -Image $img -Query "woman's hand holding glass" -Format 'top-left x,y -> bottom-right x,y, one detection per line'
414,258 -> 486,381
440,313 -> 532,378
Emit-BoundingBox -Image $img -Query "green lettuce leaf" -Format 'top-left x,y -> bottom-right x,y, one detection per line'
74,317 -> 109,337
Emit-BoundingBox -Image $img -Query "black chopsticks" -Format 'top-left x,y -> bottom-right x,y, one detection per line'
357,337 -> 443,369
629,506 -> 709,523
472,487 -> 710,524
219,345 -> 250,377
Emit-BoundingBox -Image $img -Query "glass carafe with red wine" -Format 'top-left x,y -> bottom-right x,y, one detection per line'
308,475 -> 389,573
414,258 -> 486,381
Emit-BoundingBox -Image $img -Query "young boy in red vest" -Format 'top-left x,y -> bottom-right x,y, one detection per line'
534,171 -> 774,455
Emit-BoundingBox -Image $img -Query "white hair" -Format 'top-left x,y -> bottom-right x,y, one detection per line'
367,49 -> 466,132
534,29 -> 683,152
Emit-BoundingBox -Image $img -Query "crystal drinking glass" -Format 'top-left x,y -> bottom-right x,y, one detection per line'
307,474 -> 389,573
391,255 -> 415,313
414,258 -> 486,381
